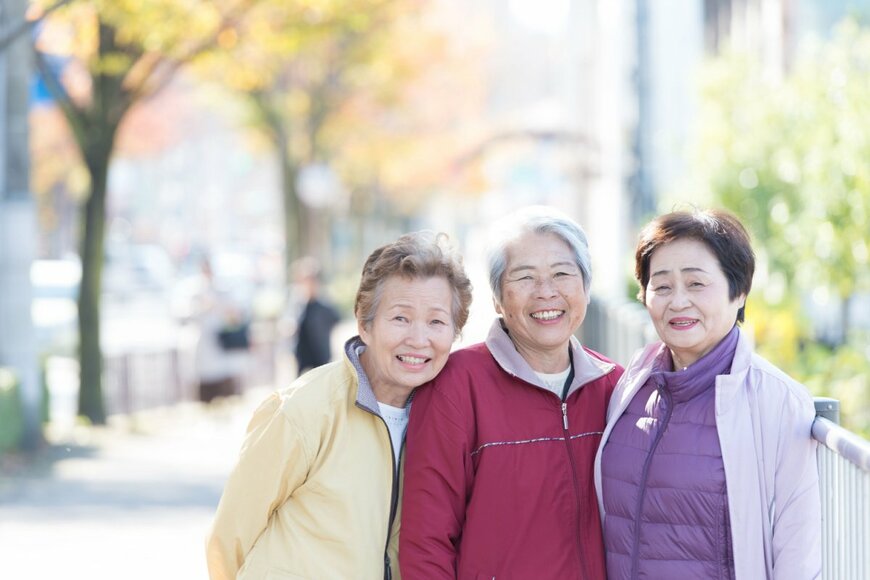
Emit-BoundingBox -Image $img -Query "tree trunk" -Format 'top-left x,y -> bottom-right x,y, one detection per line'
76,143 -> 112,424
277,126 -> 307,270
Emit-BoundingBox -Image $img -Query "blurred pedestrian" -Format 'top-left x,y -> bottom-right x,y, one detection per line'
400,206 -> 623,579
596,208 -> 821,579
194,257 -> 248,402
206,231 -> 473,580
291,256 -> 340,375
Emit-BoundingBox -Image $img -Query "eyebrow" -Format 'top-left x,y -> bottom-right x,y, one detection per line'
508,261 -> 577,275
650,266 -> 708,278
387,302 -> 451,315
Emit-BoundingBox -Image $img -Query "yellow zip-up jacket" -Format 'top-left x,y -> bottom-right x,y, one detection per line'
206,340 -> 402,580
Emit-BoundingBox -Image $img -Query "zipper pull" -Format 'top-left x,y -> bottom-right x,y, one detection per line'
561,402 -> 569,430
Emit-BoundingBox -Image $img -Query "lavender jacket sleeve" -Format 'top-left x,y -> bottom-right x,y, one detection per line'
717,349 -> 822,580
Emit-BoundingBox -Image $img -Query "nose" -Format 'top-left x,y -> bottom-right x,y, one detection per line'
406,321 -> 429,347
669,286 -> 691,310
535,277 -> 558,299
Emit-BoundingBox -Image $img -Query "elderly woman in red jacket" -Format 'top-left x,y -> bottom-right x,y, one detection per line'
400,205 -> 624,580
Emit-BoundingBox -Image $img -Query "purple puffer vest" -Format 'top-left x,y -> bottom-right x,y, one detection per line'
601,327 -> 739,579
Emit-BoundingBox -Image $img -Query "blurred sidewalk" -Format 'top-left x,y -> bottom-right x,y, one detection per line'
0,313 -> 491,580
0,387 -> 269,580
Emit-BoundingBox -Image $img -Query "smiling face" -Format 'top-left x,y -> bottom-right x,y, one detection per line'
645,238 -> 745,369
494,231 -> 588,373
358,275 -> 456,406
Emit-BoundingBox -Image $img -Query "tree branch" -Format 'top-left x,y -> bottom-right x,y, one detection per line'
0,0 -> 74,53
125,0 -> 263,103
32,46 -> 89,145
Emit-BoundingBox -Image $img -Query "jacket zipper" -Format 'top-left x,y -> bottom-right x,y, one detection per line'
561,401 -> 590,580
379,414 -> 401,580
629,384 -> 673,578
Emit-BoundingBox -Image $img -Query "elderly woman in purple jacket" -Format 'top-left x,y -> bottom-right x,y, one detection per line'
594,209 -> 821,579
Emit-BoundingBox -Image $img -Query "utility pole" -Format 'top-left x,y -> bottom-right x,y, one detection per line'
0,0 -> 41,449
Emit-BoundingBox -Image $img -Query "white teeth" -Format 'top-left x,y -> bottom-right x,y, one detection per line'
398,356 -> 426,365
531,310 -> 563,320
671,320 -> 695,326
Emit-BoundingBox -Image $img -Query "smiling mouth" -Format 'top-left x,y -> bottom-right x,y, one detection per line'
669,319 -> 697,328
530,310 -> 564,321
397,355 -> 429,365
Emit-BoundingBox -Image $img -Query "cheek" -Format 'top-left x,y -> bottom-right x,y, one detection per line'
498,303 -> 517,320
436,335 -> 454,356
646,299 -> 665,319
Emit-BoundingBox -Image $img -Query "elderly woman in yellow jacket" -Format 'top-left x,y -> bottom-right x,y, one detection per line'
206,231 -> 473,580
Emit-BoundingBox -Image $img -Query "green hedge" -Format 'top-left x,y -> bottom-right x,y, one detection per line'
0,368 -> 23,452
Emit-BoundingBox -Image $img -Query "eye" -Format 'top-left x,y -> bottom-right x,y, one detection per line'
508,275 -> 534,285
430,318 -> 447,326
651,285 -> 670,294
393,315 -> 408,323
689,281 -> 705,288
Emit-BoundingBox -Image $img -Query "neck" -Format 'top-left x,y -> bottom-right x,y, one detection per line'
372,384 -> 411,407
670,326 -> 739,371
513,341 -> 571,374
670,351 -> 693,370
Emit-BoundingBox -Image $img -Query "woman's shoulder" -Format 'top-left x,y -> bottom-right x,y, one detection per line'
425,342 -> 498,396
745,352 -> 814,406
617,342 -> 665,381
272,361 -> 354,418
438,342 -> 493,373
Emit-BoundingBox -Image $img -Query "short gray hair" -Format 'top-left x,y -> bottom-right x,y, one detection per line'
355,230 -> 473,337
486,205 -> 592,302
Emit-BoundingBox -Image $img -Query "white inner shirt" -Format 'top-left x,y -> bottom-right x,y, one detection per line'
534,367 -> 571,397
377,401 -> 410,467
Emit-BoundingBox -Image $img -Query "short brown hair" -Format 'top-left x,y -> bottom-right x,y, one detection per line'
635,209 -> 755,322
354,231 -> 473,336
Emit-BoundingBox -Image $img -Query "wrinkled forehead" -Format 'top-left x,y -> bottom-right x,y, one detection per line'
504,230 -> 575,265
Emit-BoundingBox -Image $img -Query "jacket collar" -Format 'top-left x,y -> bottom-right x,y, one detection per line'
343,335 -> 381,415
485,318 -> 615,397
343,335 -> 417,415
608,341 -> 663,416
614,327 -> 755,417
714,327 -> 754,415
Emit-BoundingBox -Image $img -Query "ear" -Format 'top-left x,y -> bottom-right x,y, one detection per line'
492,295 -> 503,316
737,293 -> 747,309
358,318 -> 370,344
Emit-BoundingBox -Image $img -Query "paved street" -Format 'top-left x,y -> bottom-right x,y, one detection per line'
0,309 -> 493,580
0,389 -> 267,580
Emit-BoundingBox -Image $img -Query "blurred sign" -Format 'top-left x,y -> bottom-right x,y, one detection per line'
30,53 -> 67,107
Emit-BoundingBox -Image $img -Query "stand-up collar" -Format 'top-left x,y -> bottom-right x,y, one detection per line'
485,318 -> 614,398
653,325 -> 739,404
344,335 -> 380,415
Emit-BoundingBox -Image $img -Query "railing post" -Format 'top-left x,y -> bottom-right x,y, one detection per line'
815,397 -> 840,424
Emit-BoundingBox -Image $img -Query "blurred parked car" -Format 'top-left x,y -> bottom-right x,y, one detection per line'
30,258 -> 81,355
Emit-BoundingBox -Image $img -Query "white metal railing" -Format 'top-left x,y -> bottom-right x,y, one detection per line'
580,297 -> 657,367
813,404 -> 870,580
